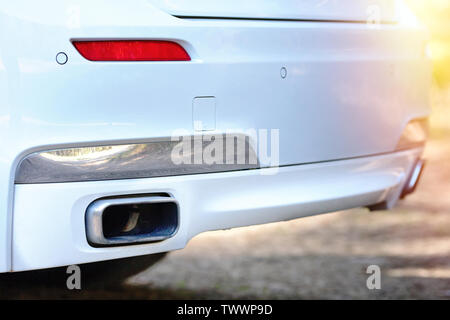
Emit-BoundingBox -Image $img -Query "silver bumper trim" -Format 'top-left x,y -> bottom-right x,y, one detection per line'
15,135 -> 259,184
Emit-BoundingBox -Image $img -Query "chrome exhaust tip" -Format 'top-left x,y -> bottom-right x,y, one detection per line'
401,159 -> 426,199
85,195 -> 179,247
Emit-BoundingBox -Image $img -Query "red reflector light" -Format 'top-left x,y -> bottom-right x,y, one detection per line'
72,40 -> 191,61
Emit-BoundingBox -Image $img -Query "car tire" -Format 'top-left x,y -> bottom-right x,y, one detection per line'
0,253 -> 167,290
80,253 -> 167,288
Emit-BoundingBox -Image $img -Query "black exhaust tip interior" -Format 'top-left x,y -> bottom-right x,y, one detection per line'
102,201 -> 178,240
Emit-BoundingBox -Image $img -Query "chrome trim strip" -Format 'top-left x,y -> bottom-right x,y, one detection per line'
85,196 -> 179,246
15,135 -> 259,184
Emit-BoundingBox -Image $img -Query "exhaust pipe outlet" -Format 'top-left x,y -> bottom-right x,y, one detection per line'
85,195 -> 179,247
401,159 -> 425,199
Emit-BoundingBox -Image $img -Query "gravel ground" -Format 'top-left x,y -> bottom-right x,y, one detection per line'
1,136 -> 449,299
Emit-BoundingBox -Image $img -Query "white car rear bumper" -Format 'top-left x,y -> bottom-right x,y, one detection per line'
12,148 -> 421,272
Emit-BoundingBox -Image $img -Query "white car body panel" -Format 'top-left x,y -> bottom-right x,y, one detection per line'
0,1 -> 430,272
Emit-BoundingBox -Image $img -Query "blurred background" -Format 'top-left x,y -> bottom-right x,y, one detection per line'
408,0 -> 450,136
1,0 -> 450,299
